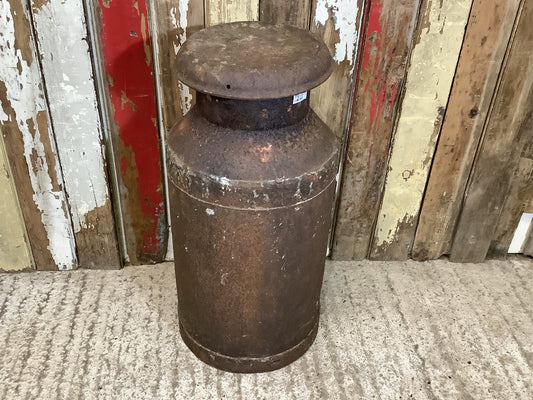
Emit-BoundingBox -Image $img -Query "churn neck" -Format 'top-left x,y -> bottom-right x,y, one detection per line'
196,92 -> 310,130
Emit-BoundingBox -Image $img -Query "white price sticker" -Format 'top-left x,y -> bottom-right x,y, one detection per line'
292,92 -> 307,104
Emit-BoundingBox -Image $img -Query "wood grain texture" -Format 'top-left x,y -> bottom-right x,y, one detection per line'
412,0 -> 522,261
259,0 -> 312,29
310,0 -> 364,140
310,0 -> 365,255
488,114 -> 533,257
205,0 -> 259,26
523,223 -> 533,257
147,0 -> 204,261
148,0 -> 204,133
0,0 -> 77,271
450,0 -> 533,262
332,0 -> 421,260
30,0 -> 121,269
96,0 -> 168,265
369,0 -> 472,261
0,129 -> 33,272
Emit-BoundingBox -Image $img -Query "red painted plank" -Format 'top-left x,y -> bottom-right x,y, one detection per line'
98,0 -> 167,263
332,0 -> 421,260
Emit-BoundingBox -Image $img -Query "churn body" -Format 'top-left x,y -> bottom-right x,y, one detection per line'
168,22 -> 338,373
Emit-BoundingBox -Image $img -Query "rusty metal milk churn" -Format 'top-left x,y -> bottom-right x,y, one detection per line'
168,21 -> 338,373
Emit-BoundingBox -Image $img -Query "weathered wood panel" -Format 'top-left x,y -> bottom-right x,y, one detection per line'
148,0 -> 204,133
412,0 -> 522,261
30,0 -> 121,269
0,0 -> 77,271
450,0 -> 533,262
96,0 -> 168,264
369,0 -> 472,260
523,222 -> 533,257
488,122 -> 533,257
147,0 -> 204,261
259,0 -> 312,29
205,0 -> 259,26
310,0 -> 366,255
0,129 -> 33,272
332,0 -> 421,260
310,0 -> 364,140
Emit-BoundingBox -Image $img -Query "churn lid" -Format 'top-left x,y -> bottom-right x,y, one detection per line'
174,21 -> 333,100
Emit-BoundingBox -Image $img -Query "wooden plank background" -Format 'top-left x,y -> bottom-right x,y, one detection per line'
0,0 -> 77,271
0,0 -> 531,271
332,0 -> 422,260
29,0 -> 121,269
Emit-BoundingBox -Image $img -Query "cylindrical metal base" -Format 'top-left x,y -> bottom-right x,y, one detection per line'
179,318 -> 319,373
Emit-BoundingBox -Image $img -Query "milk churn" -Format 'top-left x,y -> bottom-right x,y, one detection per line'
168,21 -> 338,373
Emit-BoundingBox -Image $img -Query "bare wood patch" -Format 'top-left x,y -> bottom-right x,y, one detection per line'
449,0 -> 533,262
412,0 -> 523,261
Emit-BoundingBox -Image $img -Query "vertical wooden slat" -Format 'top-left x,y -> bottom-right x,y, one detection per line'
369,0 -> 472,260
332,0 -> 421,260
29,0 -> 121,269
523,222 -> 533,257
488,136 -> 533,257
412,0 -> 523,261
259,0 -> 312,29
147,0 -> 204,261
450,1 -> 533,262
0,0 -> 77,271
94,0 -> 168,264
205,0 -> 259,26
310,0 -> 366,255
148,0 -> 204,133
310,0 -> 364,141
0,128 -> 34,272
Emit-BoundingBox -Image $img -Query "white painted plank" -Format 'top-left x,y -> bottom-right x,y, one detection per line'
30,0 -> 109,234
0,0 -> 77,270
0,128 -> 34,272
370,0 -> 473,259
30,0 -> 121,269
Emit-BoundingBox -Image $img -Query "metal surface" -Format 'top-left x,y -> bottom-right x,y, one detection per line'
168,22 -> 337,373
174,21 -> 333,100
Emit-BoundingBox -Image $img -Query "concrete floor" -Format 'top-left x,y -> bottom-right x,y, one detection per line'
0,258 -> 532,399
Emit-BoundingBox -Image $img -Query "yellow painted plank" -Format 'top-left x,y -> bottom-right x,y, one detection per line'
0,129 -> 33,272
205,0 -> 259,26
370,0 -> 473,260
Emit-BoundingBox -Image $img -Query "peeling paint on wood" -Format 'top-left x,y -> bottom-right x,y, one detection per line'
450,1 -> 533,262
29,0 -> 121,269
0,0 -> 77,270
147,0 -> 204,261
310,0 -> 364,139
205,0 -> 259,26
0,128 -> 34,272
332,0 -> 421,260
259,0 -> 312,29
412,0 -> 522,261
369,0 -> 472,260
97,0 -> 168,264
310,0 -> 365,255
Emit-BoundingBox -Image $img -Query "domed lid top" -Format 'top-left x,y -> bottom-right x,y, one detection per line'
174,21 -> 333,100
